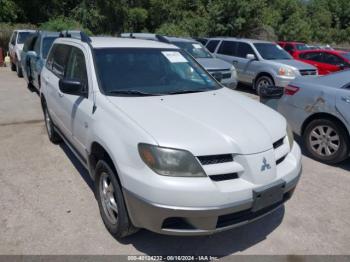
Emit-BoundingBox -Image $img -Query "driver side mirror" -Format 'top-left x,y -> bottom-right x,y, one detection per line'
59,79 -> 87,97
259,85 -> 284,99
246,53 -> 256,60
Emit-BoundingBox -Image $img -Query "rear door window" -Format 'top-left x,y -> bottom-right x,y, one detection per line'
300,52 -> 323,62
323,53 -> 344,65
206,40 -> 220,53
217,41 -> 238,56
236,42 -> 255,58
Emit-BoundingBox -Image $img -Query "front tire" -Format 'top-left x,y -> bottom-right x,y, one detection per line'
43,104 -> 62,144
95,160 -> 138,239
303,119 -> 349,164
255,75 -> 274,95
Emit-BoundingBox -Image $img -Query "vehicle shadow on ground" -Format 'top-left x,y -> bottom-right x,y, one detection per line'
120,207 -> 284,256
59,142 -> 285,256
59,143 -> 95,192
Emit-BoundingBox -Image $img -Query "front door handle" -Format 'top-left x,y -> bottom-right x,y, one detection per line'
232,60 -> 238,65
58,92 -> 64,98
341,96 -> 350,103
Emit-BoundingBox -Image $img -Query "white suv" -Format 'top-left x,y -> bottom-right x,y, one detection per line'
8,29 -> 36,77
40,33 -> 302,238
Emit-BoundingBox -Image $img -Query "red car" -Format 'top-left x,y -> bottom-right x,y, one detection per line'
293,49 -> 350,75
278,41 -> 309,56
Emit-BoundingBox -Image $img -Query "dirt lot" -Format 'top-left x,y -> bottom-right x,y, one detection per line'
0,67 -> 350,256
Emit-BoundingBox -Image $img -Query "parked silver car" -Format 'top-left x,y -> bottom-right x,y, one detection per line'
261,70 -> 350,164
206,37 -> 317,94
121,33 -> 237,89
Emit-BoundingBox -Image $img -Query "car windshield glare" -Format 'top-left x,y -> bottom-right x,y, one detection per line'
254,43 -> 292,60
17,32 -> 33,44
94,48 -> 220,96
172,42 -> 212,59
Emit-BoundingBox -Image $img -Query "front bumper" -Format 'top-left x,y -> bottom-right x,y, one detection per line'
221,78 -> 238,89
123,168 -> 301,236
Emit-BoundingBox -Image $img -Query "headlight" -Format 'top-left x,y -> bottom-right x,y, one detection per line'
287,124 -> 294,149
138,143 -> 206,177
278,67 -> 295,77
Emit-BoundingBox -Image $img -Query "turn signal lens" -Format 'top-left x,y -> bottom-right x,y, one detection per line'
285,85 -> 300,96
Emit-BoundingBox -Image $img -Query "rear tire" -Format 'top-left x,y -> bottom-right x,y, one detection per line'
303,119 -> 349,164
16,61 -> 23,78
255,75 -> 274,95
43,103 -> 62,144
95,160 -> 138,239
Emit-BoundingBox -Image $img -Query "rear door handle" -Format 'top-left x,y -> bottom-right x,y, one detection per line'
232,60 -> 238,65
341,96 -> 350,103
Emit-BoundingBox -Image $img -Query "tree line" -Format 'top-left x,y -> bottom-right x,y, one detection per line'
1,0 -> 350,44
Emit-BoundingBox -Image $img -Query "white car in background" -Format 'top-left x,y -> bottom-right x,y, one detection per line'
40,33 -> 302,238
8,29 -> 36,77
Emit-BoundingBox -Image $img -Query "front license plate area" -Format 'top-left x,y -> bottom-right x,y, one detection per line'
252,181 -> 285,212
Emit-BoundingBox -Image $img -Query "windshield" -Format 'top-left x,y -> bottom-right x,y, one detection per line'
296,43 -> 309,51
172,41 -> 212,59
94,48 -> 220,96
42,37 -> 57,59
17,32 -> 33,44
340,52 -> 350,61
254,43 -> 292,60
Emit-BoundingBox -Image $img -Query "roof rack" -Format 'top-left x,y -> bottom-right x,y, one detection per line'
120,32 -> 171,44
58,30 -> 91,44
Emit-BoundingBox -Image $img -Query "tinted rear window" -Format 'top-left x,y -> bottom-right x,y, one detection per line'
206,40 -> 220,53
217,41 -> 238,56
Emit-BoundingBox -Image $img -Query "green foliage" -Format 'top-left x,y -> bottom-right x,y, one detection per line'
40,16 -> 92,35
0,0 -> 349,44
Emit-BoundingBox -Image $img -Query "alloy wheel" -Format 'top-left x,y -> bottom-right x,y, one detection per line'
309,125 -> 340,157
99,172 -> 119,225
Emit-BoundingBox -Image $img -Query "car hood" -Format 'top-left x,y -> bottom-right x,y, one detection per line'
106,88 -> 286,156
269,59 -> 316,70
196,58 -> 232,71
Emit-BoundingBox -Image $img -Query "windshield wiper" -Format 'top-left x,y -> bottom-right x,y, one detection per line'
167,89 -> 209,95
107,90 -> 158,96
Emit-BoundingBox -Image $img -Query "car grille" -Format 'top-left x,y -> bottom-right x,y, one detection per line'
222,73 -> 231,79
208,69 -> 231,81
197,154 -> 233,165
209,173 -> 238,182
273,137 -> 284,149
299,69 -> 317,76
